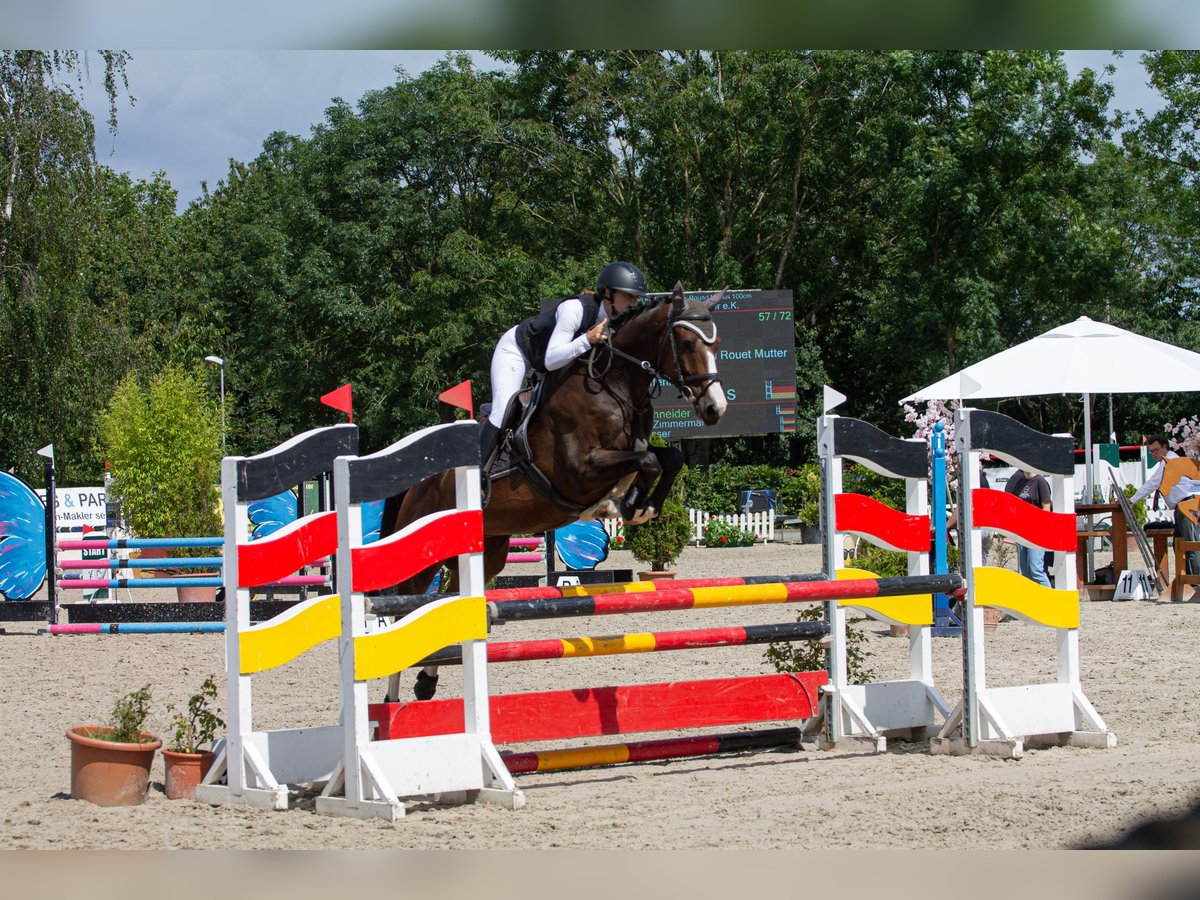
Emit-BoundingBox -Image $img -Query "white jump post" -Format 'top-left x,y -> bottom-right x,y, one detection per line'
316,421 -> 523,820
818,415 -> 950,751
931,408 -> 1116,758
197,424 -> 358,810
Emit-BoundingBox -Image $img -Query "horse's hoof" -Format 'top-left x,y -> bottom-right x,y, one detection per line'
626,507 -> 656,526
414,670 -> 439,701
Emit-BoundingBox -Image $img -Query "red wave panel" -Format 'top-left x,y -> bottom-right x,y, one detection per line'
237,511 -> 338,588
351,509 -> 483,592
971,489 -> 1077,550
834,493 -> 930,551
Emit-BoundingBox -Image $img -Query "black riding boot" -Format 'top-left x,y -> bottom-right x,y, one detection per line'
479,420 -> 501,469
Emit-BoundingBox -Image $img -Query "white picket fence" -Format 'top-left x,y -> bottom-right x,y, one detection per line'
601,508 -> 774,544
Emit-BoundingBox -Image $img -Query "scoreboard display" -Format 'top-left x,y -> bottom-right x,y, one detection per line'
537,288 -> 796,441
651,288 -> 796,442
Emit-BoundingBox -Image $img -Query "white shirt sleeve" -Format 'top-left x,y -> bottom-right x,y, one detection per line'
1130,451 -> 1177,504
544,298 -> 604,371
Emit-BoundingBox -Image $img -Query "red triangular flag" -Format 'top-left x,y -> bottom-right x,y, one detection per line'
437,380 -> 474,419
320,383 -> 353,422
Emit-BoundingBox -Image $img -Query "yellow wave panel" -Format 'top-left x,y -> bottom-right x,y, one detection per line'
240,594 -> 341,675
836,568 -> 933,626
354,595 -> 487,682
973,566 -> 1078,629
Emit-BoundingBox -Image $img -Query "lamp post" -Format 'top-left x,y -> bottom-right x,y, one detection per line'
204,355 -> 226,453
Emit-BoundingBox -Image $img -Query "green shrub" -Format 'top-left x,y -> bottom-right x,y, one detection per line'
764,607 -> 875,684
1123,483 -> 1147,528
681,462 -> 822,519
97,366 -> 222,555
166,675 -> 226,754
88,684 -> 155,744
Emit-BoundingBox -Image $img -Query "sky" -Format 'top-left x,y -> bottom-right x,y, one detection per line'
80,50 -> 1167,214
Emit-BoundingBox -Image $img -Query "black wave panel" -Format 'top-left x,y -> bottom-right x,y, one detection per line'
967,410 -> 1074,475
236,424 -> 359,502
831,418 -> 927,479
347,421 -> 479,504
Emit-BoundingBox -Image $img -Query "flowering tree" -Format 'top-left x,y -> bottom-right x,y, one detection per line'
1164,416 -> 1200,459
903,399 -> 961,499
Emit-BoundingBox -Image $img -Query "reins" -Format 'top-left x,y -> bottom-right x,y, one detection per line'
586,304 -> 722,409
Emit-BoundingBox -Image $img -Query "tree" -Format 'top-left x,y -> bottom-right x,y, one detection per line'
0,51 -> 133,484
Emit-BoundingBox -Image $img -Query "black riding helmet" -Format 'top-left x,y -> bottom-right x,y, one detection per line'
596,261 -> 647,298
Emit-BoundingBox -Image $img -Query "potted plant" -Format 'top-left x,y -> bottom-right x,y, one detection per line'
96,366 -> 224,602
797,499 -> 822,545
626,497 -> 693,580
162,675 -> 226,800
66,684 -> 161,806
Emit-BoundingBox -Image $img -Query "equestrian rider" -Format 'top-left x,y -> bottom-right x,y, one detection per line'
480,261 -> 647,464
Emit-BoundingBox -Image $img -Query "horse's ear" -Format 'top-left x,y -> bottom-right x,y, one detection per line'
705,286 -> 730,311
671,281 -> 686,314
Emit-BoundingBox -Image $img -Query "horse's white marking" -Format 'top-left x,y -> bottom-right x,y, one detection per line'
580,472 -> 638,522
625,505 -> 658,526
698,346 -> 727,416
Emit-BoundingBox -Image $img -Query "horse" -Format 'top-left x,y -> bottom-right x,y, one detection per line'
381,281 -> 728,699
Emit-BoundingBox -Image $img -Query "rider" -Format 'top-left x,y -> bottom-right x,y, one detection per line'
480,261 -> 647,464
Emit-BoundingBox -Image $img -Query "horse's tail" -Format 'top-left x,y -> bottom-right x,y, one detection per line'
379,490 -> 408,541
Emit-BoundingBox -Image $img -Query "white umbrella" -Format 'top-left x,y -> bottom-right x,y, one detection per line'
902,316 -> 1200,501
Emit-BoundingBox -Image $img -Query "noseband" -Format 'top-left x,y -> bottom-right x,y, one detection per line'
664,310 -> 722,404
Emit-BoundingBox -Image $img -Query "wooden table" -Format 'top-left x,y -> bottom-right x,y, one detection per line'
1076,502 -> 1126,595
1076,502 -> 1174,595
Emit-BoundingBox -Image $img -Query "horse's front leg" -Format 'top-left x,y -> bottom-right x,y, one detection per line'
637,444 -> 684,521
580,446 -> 662,524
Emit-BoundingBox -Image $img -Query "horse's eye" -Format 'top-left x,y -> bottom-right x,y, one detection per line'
681,340 -> 694,352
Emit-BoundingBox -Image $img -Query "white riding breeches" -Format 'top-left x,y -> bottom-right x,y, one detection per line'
488,326 -> 528,427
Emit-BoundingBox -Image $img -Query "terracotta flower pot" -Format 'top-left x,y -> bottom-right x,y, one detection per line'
67,726 -> 161,806
637,570 -> 676,581
162,748 -> 216,800
175,581 -> 218,603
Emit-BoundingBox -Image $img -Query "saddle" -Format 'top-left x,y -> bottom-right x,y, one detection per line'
482,378 -> 589,515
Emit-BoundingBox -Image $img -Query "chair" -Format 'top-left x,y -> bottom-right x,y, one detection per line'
1160,459 -> 1200,601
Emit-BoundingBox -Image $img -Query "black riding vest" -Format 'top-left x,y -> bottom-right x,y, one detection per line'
514,295 -> 602,373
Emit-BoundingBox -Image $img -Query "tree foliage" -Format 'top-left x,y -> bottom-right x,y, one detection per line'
96,366 -> 222,544
5,50 -> 1200,490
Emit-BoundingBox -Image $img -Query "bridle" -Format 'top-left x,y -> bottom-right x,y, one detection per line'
587,302 -> 722,409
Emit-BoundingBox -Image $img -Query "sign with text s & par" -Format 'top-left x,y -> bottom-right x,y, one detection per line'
652,288 -> 795,441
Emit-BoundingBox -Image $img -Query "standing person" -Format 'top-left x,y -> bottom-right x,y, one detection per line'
1134,434 -> 1200,579
1005,468 -> 1053,587
1130,434 -> 1178,509
480,261 -> 647,465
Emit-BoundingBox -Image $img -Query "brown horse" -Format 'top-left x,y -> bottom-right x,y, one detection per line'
382,282 -> 727,698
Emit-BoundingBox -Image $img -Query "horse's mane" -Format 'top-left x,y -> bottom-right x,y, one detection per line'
607,294 -> 677,332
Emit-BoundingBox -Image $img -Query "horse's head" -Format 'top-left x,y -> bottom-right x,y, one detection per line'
664,281 -> 727,425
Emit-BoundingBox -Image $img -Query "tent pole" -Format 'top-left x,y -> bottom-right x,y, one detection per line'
1084,391 -> 1096,582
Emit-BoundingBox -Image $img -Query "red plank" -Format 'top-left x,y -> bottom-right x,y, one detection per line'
971,488 -> 1077,551
351,509 -> 483,591
369,671 -> 827,745
835,493 -> 930,551
238,512 -> 338,587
